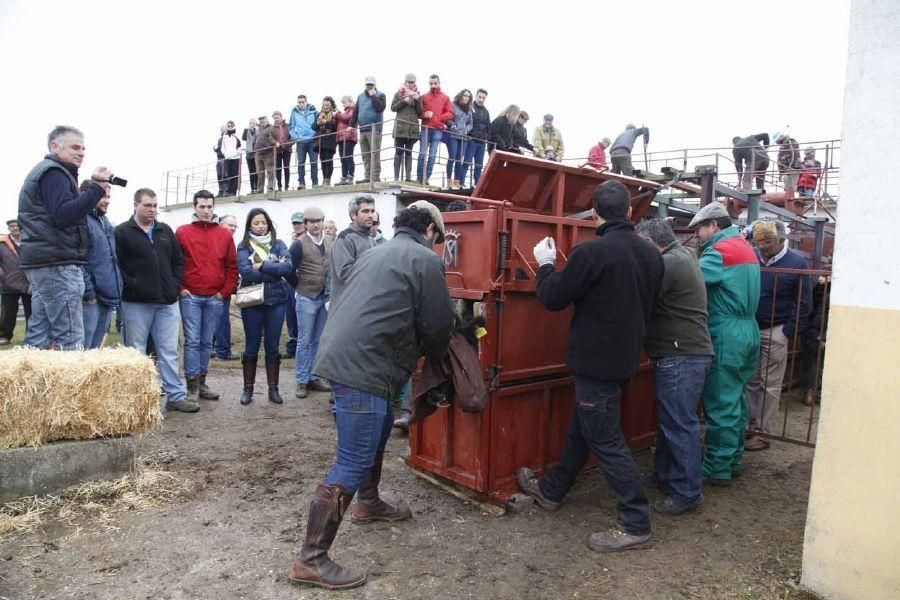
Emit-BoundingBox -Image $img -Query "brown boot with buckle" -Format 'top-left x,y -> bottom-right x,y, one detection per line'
352,451 -> 412,523
198,372 -> 219,400
290,483 -> 366,590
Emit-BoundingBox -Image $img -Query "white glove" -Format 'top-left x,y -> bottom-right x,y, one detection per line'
533,237 -> 556,267
325,301 -> 330,312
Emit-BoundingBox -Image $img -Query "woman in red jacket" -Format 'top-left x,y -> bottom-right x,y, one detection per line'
334,96 -> 358,185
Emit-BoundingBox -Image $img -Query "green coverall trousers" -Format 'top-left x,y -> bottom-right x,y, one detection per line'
701,316 -> 760,481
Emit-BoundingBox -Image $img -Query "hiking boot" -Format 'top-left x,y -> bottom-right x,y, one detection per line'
392,410 -> 411,431
0,338 -> 10,346
298,184 -> 306,190
198,372 -> 219,400
323,178 -> 331,187
295,383 -> 308,399
745,435 -> 770,451
516,467 -> 560,511
702,476 -> 732,487
266,356 -> 283,404
185,376 -> 200,401
352,452 -> 412,524
308,379 -> 332,392
588,527 -> 652,553
165,398 -> 200,413
653,495 -> 703,516
290,484 -> 366,590
240,354 -> 256,405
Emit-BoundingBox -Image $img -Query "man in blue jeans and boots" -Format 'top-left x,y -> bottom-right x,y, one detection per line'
516,180 -> 663,552
17,125 -> 111,350
116,189 -> 197,412
175,190 -> 238,402
289,201 -> 452,590
289,95 -> 319,189
636,219 -> 714,515
289,207 -> 333,399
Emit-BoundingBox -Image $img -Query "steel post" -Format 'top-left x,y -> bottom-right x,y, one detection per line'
746,189 -> 761,223
695,165 -> 717,207
811,216 -> 828,269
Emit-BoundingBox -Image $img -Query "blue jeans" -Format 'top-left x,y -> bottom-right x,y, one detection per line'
240,301 -> 285,358
24,265 -> 85,350
284,285 -> 297,356
179,294 -> 224,377
540,376 -> 650,536
295,294 -> 328,384
416,128 -> 443,183
296,139 -> 319,186
213,297 -> 232,358
459,140 -> 486,187
652,355 -> 712,504
324,383 -> 394,495
83,302 -> 113,349
444,136 -> 464,181
121,301 -> 186,404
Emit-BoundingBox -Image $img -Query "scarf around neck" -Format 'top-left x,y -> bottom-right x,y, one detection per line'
248,231 -> 273,262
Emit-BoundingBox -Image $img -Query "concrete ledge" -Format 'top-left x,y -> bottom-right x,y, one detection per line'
0,437 -> 136,504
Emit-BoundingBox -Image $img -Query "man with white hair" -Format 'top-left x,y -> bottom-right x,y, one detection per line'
744,219 -> 811,450
17,125 -> 111,350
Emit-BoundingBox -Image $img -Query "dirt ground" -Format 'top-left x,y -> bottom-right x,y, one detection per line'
0,361 -> 819,600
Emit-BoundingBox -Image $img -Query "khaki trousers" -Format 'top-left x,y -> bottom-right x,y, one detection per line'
255,151 -> 276,192
747,324 -> 789,434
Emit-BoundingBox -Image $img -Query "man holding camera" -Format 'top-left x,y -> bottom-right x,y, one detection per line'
17,125 -> 111,350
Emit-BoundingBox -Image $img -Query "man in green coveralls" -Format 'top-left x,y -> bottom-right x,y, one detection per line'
689,203 -> 760,485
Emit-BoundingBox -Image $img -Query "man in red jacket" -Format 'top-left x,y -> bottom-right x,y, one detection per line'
176,190 -> 238,401
417,74 -> 454,185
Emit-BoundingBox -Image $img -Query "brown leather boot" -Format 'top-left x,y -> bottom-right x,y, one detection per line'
265,356 -> 283,404
198,372 -> 219,400
352,451 -> 412,523
240,354 -> 257,405
290,484 -> 366,590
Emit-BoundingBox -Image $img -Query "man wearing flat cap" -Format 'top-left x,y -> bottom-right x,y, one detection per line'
532,114 -> 564,160
688,202 -> 760,486
289,201 -> 451,590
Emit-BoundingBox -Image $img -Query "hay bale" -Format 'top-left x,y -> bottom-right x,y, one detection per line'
0,347 -> 162,449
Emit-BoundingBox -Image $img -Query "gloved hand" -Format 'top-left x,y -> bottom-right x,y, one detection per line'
533,237 -> 556,267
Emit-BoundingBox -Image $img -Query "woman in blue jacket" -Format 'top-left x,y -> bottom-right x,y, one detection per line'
237,208 -> 293,405
444,89 -> 474,188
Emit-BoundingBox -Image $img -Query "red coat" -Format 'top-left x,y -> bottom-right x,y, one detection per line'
420,88 -> 454,130
335,106 -> 358,143
797,160 -> 822,189
588,144 -> 607,168
175,220 -> 238,297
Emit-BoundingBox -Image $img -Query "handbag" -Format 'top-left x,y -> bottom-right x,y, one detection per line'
234,282 -> 265,308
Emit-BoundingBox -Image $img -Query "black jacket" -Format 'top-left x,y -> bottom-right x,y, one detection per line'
513,122 -> 534,152
115,217 -> 184,305
536,219 -> 663,381
313,228 -> 453,401
470,103 -> 491,142
490,117 -> 516,152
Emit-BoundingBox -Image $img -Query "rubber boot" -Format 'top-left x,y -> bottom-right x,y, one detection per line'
185,376 -> 200,401
266,355 -> 283,404
290,484 -> 366,590
394,153 -> 402,181
198,372 -> 219,400
351,452 -> 412,523
240,354 -> 257,405
404,153 -> 413,182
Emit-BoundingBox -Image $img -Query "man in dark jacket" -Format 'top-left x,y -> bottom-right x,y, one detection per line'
116,188 -> 196,413
329,195 -> 376,303
349,76 -> 387,183
744,219 -> 811,451
609,123 -> 650,175
0,220 -> 31,344
776,132 -> 801,193
459,88 -> 491,186
637,219 -> 713,516
17,125 -> 110,350
732,133 -> 771,190
290,202 -> 452,591
78,181 -> 122,349
516,180 -> 663,553
175,190 -> 238,402
512,111 -> 534,153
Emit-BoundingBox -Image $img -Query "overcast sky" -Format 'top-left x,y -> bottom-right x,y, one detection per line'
0,0 -> 850,226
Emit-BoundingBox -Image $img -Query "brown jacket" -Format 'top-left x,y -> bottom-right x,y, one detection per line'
0,235 -> 29,294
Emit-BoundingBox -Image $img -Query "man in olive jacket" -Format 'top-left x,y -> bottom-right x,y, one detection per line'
290,201 -> 452,591
517,180 -> 663,553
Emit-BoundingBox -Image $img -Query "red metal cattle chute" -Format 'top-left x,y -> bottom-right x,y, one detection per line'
406,151 -> 662,507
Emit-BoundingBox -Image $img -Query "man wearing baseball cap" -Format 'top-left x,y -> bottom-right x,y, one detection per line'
688,202 -> 760,486
349,76 -> 387,183
290,201 -> 452,590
